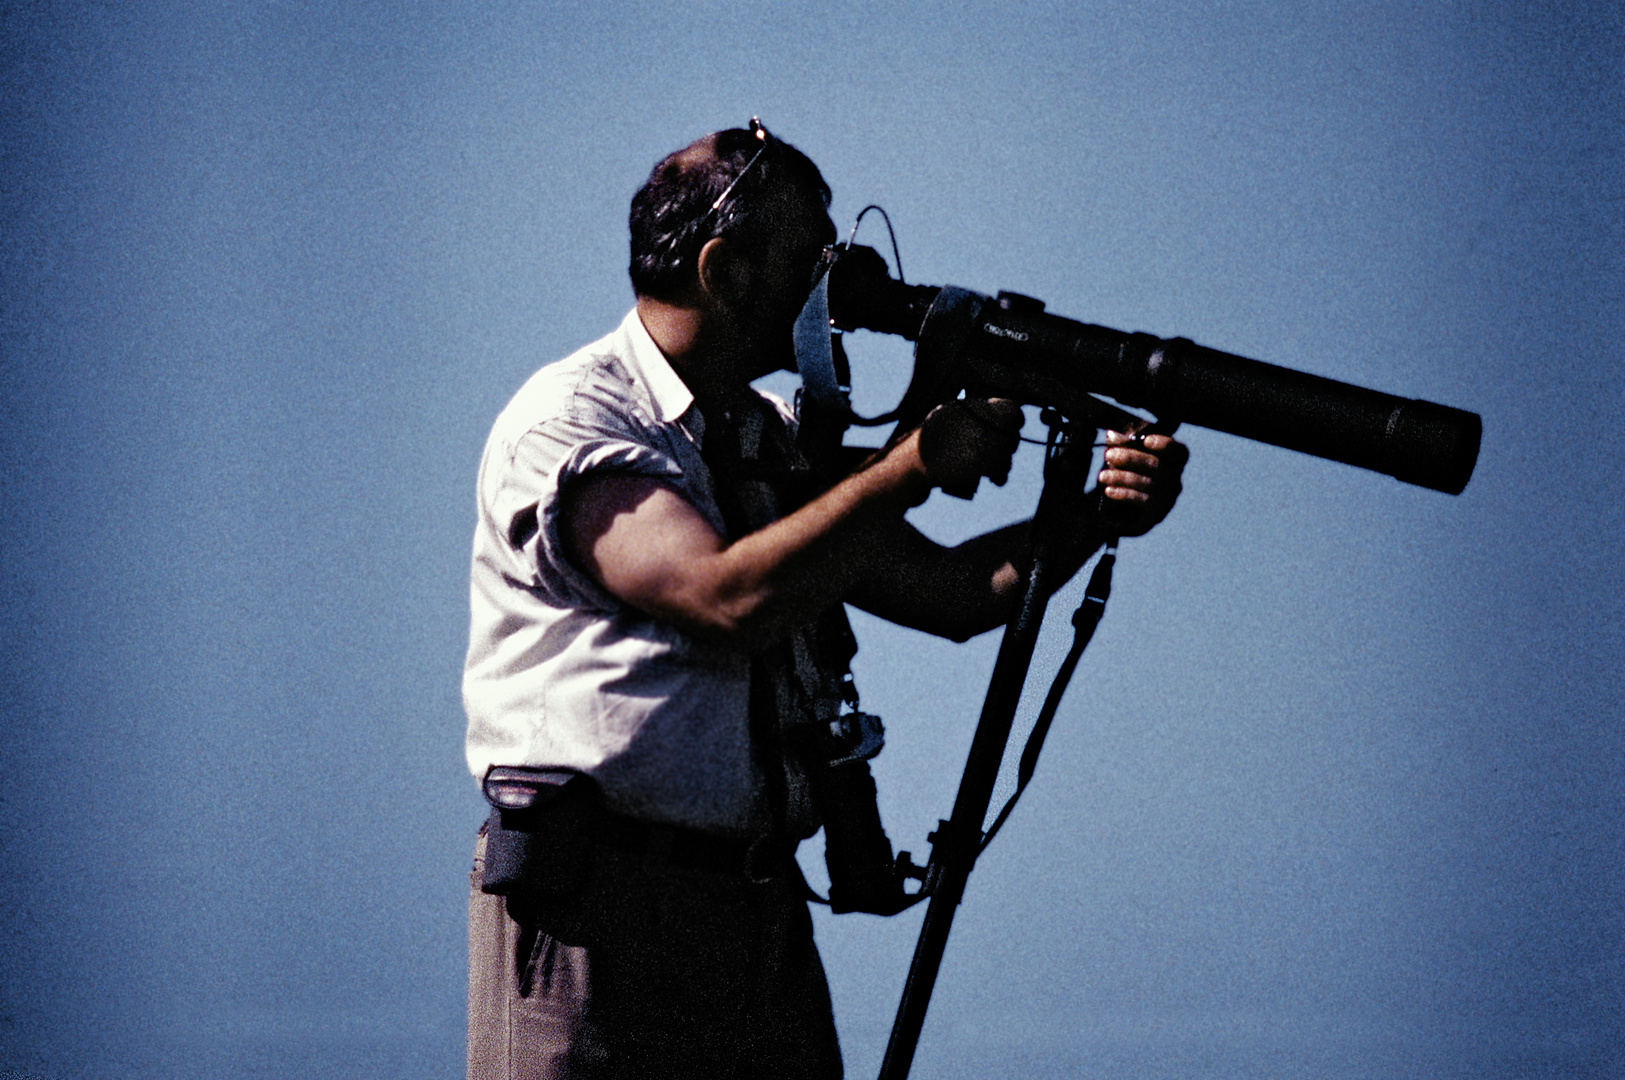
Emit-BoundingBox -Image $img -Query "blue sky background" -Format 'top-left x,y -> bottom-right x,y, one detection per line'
2,2 -> 1620,1077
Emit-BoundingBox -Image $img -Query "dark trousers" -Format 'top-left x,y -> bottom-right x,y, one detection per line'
468,826 -> 843,1080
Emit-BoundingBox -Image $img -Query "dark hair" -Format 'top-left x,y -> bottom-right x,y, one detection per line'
628,127 -> 831,300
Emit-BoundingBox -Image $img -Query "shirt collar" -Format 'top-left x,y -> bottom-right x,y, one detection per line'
619,308 -> 696,427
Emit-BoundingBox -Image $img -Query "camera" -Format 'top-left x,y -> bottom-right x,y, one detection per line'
805,243 -> 1480,495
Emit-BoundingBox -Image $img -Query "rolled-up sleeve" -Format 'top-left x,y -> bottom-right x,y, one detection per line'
519,425 -> 686,610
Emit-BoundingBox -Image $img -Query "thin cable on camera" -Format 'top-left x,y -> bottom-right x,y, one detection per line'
847,205 -> 906,284
1017,436 -> 1116,447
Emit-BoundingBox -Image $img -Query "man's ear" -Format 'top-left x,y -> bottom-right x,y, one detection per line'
695,236 -> 751,311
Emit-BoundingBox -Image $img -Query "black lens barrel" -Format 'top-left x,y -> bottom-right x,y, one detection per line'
1104,335 -> 1481,495
825,247 -> 1481,494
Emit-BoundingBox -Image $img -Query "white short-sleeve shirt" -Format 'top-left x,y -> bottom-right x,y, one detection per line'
463,309 -> 766,835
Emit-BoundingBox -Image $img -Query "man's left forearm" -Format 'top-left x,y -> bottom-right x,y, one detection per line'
847,428 -> 1187,641
846,514 -> 1108,643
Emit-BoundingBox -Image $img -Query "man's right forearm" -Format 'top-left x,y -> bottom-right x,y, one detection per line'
564,430 -> 937,650
696,430 -> 936,642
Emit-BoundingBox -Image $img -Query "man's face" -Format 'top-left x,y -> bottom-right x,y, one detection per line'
733,189 -> 837,377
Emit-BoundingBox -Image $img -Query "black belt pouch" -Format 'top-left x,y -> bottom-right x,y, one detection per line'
480,767 -> 599,900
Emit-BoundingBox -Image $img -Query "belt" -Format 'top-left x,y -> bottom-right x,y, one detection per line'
596,810 -> 788,880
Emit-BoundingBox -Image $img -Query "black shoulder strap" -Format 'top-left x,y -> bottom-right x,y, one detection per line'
979,541 -> 1117,853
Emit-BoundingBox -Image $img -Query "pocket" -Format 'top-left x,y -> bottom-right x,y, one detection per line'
480,777 -> 600,900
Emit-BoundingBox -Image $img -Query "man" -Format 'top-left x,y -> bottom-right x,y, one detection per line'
463,123 -> 1186,1079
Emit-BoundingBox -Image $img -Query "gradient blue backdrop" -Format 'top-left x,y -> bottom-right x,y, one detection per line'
2,2 -> 1620,1077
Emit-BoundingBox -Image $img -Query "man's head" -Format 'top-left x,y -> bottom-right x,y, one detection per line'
629,125 -> 833,304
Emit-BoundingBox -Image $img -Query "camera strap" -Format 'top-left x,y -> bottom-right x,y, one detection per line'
792,263 -> 846,416
701,392 -> 913,912
699,397 -> 861,792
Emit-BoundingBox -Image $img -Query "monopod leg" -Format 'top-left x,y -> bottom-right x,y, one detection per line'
877,541 -> 1058,1080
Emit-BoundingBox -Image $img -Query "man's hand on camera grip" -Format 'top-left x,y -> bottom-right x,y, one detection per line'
1097,428 -> 1188,537
918,398 -> 1024,500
